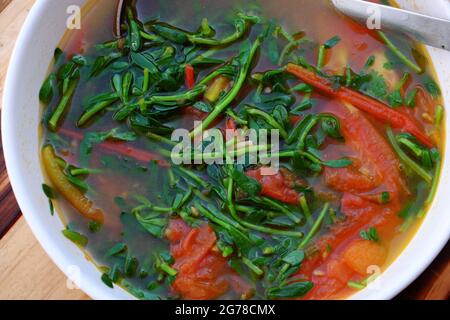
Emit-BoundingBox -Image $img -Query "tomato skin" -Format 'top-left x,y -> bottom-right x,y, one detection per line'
300,258 -> 354,300
320,102 -> 403,247
183,65 -> 207,122
289,115 -> 302,126
226,118 -> 236,132
295,102 -> 405,299
167,219 -> 250,300
184,64 -> 196,89
323,101 -> 403,198
184,106 -> 208,121
245,168 -> 301,204
58,128 -> 169,166
286,63 -> 433,147
324,165 -> 380,194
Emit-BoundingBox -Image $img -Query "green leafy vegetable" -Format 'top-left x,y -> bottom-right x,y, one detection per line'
39,74 -> 56,103
62,229 -> 88,247
79,128 -> 137,165
106,243 -> 128,257
360,227 -> 380,243
267,281 -> 313,299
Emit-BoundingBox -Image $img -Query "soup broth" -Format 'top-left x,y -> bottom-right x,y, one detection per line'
39,0 -> 444,299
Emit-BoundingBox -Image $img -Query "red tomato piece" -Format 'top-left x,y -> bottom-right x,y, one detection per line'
245,167 -> 301,204
167,219 -> 250,300
323,101 -> 404,198
184,106 -> 208,121
294,102 -> 406,299
286,64 -> 433,147
184,64 -> 196,89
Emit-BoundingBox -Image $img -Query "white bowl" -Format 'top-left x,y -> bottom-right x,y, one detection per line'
2,0 -> 450,300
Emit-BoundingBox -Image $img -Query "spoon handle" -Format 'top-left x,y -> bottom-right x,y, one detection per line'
332,0 -> 450,51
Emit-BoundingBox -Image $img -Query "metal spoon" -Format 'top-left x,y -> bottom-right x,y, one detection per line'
115,0 -> 135,38
331,0 -> 450,51
114,0 -> 125,38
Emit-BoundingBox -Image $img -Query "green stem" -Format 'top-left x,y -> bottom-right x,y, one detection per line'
242,257 -> 264,276
174,166 -> 209,189
276,26 -> 295,43
168,144 -> 272,162
48,77 -> 79,131
190,37 -> 261,138
396,72 -> 410,91
143,65 -> 234,107
195,203 -> 248,235
160,263 -> 177,276
317,45 -> 326,69
245,107 -> 288,139
226,109 -> 248,125
197,65 -> 236,86
235,205 -> 278,218
260,197 -> 301,224
96,40 -> 119,50
78,98 -> 118,126
70,168 -> 103,176
228,177 -> 303,237
348,281 -> 366,290
299,203 -> 330,249
297,116 -> 319,149
142,68 -> 150,93
345,65 -> 352,87
299,194 -> 312,225
417,158 -> 441,218
187,15 -> 254,46
241,222 -> 303,238
133,204 -> 173,214
144,84 -> 207,106
377,31 -> 422,73
386,127 -> 432,184
278,40 -> 299,66
168,167 -> 177,188
139,31 -> 163,43
435,105 -> 444,127
146,132 -> 177,146
186,48 -> 220,66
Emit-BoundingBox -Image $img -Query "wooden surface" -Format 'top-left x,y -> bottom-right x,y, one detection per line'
0,0 -> 448,300
0,0 -> 32,237
0,219 -> 89,300
0,0 -> 89,300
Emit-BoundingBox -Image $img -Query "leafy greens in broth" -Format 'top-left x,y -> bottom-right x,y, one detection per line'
39,0 -> 444,300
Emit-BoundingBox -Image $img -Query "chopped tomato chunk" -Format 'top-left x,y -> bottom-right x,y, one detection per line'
324,101 -> 403,198
167,219 -> 250,300
184,64 -> 196,89
226,118 -> 237,132
342,239 -> 387,275
245,167 -> 303,204
58,128 -> 169,167
286,63 -> 433,147
295,101 -> 405,299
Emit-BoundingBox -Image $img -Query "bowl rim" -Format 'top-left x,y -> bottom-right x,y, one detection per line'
1,0 -> 118,300
2,0 -> 449,300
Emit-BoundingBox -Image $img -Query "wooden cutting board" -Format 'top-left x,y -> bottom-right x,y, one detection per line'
0,0 -> 448,300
